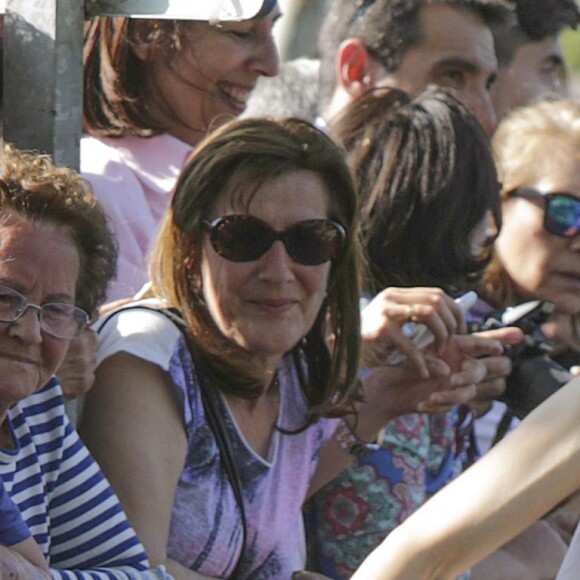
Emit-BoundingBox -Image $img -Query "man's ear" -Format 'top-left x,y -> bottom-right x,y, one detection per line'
336,38 -> 375,98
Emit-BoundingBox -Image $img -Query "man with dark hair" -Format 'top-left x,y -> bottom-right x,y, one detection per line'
318,0 -> 509,135
490,0 -> 580,118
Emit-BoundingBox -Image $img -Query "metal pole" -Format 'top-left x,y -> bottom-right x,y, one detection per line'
3,0 -> 83,170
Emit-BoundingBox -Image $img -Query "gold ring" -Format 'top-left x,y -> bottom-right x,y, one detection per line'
406,304 -> 416,323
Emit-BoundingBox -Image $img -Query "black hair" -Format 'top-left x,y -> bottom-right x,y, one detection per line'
332,86 -> 501,295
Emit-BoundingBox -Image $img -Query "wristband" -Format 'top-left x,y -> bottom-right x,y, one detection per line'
335,419 -> 380,457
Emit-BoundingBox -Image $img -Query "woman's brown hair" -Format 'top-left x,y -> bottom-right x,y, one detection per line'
150,117 -> 363,417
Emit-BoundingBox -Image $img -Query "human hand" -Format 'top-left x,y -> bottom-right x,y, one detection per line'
465,326 -> 524,417
56,327 -> 98,400
361,287 -> 465,378
355,333 -> 501,439
0,545 -> 50,580
357,357 -> 484,442
359,357 -> 457,425
416,332 -> 502,413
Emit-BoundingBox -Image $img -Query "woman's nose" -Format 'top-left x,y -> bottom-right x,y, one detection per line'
8,308 -> 43,343
258,240 -> 295,281
250,33 -> 280,78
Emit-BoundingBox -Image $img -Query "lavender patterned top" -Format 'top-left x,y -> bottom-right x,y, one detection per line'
96,301 -> 339,579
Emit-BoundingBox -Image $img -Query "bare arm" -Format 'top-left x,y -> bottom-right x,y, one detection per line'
352,376 -> 580,580
79,353 -> 199,574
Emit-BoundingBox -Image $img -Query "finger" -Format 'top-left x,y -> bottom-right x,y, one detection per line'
382,287 -> 463,335
449,357 -> 488,388
409,304 -> 451,354
480,355 -> 513,382
452,334 -> 504,358
423,355 -> 452,378
474,377 -> 507,401
408,294 -> 465,354
426,384 -> 478,407
474,326 -> 524,346
387,333 -> 431,378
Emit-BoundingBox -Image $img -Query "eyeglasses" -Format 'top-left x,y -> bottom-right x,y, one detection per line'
204,215 -> 346,266
0,284 -> 89,339
509,187 -> 580,238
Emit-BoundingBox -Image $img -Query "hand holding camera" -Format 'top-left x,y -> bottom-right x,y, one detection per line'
477,301 -> 572,419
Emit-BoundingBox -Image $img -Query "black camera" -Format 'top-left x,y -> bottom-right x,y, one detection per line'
473,300 -> 572,419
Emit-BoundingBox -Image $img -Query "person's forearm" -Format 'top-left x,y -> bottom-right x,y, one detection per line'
352,376 -> 580,580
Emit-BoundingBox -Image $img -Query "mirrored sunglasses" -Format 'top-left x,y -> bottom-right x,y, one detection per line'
0,283 -> 88,339
510,187 -> 580,238
204,215 -> 346,266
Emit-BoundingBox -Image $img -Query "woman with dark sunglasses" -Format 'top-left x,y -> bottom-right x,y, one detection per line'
78,116 -> 488,580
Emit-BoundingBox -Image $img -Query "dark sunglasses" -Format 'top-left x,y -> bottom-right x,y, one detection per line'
204,215 -> 346,266
509,187 -> 580,238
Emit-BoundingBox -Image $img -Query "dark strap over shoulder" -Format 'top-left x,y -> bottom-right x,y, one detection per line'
97,303 -> 248,578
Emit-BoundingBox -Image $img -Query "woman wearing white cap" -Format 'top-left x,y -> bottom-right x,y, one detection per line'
81,0 -> 280,301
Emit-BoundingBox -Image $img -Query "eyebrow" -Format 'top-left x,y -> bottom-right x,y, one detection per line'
0,279 -> 74,304
432,57 -> 483,75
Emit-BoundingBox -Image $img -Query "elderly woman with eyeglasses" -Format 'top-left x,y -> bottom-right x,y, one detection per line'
78,117 -> 490,580
0,144 -> 166,578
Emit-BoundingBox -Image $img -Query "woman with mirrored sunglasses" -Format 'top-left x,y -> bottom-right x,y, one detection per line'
473,98 -> 580,454
0,145 -> 166,578
78,116 -> 488,580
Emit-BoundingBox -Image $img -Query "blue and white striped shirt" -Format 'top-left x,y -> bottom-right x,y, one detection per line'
1,377 -> 160,579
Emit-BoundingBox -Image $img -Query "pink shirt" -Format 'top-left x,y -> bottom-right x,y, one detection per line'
81,134 -> 193,301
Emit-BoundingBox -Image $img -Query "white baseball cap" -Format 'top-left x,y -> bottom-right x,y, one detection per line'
85,0 -> 275,22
